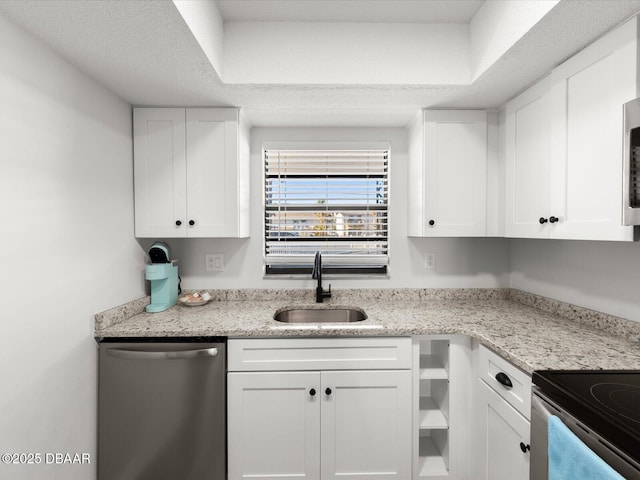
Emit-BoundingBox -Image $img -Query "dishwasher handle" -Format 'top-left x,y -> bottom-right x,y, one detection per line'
106,347 -> 219,361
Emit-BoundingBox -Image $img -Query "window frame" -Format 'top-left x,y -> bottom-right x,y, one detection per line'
262,141 -> 391,277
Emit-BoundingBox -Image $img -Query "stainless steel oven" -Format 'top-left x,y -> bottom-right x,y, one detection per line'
531,371 -> 640,480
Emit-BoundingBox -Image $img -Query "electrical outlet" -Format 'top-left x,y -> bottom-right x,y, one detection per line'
425,253 -> 435,269
205,254 -> 224,272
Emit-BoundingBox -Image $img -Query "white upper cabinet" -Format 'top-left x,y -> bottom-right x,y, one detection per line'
549,17 -> 637,241
505,17 -> 639,240
408,110 -> 489,237
133,108 -> 249,238
504,76 -> 553,238
133,108 -> 187,238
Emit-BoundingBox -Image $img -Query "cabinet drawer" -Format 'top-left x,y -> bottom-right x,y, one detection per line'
228,337 -> 411,372
478,345 -> 532,419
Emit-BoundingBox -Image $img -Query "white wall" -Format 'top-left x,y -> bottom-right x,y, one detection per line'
0,13 -> 145,480
167,127 -> 511,291
223,22 -> 469,84
510,238 -> 640,323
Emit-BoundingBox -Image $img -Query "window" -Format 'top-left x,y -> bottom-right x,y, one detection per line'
264,147 -> 389,275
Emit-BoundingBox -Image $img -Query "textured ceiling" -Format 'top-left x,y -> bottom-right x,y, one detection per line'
1,0 -> 640,127
216,0 -> 484,23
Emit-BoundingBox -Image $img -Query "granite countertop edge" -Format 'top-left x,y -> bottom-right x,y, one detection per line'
94,288 -> 640,374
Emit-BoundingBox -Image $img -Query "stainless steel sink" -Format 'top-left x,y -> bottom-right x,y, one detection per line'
274,307 -> 367,323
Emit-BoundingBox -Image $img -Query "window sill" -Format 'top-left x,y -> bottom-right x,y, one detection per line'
262,273 -> 391,280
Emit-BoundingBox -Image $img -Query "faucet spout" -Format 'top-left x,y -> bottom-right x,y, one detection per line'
312,251 -> 331,303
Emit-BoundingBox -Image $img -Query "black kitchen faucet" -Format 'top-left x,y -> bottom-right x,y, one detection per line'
312,251 -> 332,303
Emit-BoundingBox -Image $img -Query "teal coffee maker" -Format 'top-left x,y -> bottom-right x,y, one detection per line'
145,242 -> 179,313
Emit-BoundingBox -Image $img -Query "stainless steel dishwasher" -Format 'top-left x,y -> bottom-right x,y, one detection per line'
98,337 -> 226,480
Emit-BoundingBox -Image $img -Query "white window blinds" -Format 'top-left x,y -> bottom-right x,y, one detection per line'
264,149 -> 389,274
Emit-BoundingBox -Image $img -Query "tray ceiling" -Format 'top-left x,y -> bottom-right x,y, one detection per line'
1,0 -> 640,126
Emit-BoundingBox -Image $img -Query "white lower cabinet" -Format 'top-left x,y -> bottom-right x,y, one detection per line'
227,338 -> 412,480
474,345 -> 532,480
228,337 -> 532,480
227,371 -> 320,479
322,370 -> 412,480
476,381 -> 530,480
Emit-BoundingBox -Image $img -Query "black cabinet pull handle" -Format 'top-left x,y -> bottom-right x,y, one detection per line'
325,387 -> 332,396
539,217 -> 548,224
309,388 -> 316,397
520,442 -> 530,453
188,220 -> 195,226
495,372 -> 513,389
549,216 -> 559,223
428,219 -> 435,226
175,220 -> 182,226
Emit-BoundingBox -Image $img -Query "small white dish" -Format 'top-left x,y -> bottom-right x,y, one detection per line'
179,292 -> 211,307
179,298 -> 210,307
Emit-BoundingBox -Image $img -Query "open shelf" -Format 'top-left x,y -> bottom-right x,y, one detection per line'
416,338 -> 451,479
419,355 -> 448,380
419,396 -> 448,429
418,436 -> 449,477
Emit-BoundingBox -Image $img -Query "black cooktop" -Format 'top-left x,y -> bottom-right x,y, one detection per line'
533,370 -> 640,465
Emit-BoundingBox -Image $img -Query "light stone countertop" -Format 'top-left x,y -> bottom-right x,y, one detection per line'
94,288 -> 640,375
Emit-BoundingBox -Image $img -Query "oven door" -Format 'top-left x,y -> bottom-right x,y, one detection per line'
530,388 -> 640,480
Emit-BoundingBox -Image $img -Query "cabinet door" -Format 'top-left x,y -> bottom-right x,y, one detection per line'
476,380 -> 530,480
228,371 -> 321,480
549,18 -> 637,241
504,77 -> 552,238
133,108 -> 187,237
320,370 -> 411,480
185,108 -> 241,237
423,110 -> 488,236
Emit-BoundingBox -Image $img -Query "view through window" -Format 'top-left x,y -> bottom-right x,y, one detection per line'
264,148 -> 389,275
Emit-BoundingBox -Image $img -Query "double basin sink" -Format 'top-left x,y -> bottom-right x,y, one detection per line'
274,307 -> 367,323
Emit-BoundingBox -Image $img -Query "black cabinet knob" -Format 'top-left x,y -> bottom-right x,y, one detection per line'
175,220 -> 182,226
520,442 -> 530,453
539,217 -> 548,224
188,220 -> 195,226
428,220 -> 435,226
549,216 -> 559,224
495,372 -> 513,389
325,387 -> 332,396
309,388 -> 316,397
